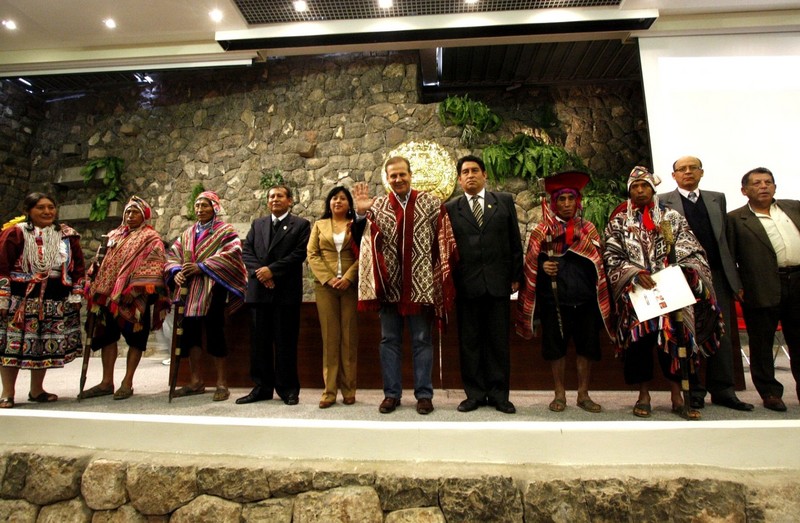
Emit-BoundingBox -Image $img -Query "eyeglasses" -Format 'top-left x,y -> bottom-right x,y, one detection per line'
674,165 -> 702,173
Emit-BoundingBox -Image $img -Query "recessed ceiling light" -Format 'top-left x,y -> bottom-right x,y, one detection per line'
293,1 -> 308,12
378,0 -> 393,8
209,9 -> 223,23
465,0 -> 479,4
103,18 -> 117,29
2,19 -> 17,30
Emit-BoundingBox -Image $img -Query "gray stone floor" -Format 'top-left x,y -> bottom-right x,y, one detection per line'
7,345 -> 798,424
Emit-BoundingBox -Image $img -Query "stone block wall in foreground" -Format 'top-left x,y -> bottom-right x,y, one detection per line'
1,447 -> 799,522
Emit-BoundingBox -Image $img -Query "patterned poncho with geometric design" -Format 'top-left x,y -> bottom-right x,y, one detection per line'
603,202 -> 721,371
358,190 -> 456,320
87,223 -> 170,332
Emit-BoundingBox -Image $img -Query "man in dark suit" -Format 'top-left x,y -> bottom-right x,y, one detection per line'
445,155 -> 522,414
728,167 -> 800,411
236,185 -> 311,406
659,155 -> 754,411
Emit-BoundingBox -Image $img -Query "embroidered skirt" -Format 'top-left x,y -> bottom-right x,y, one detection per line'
0,280 -> 81,369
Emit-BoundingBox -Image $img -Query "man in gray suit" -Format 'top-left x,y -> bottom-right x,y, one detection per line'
728,167 -> 800,411
659,155 -> 753,411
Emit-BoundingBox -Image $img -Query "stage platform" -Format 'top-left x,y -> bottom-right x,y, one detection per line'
2,351 -> 798,470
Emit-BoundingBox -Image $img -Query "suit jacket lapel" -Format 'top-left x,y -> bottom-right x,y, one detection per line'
460,195 -> 481,230
483,192 -> 498,225
739,211 -> 773,251
704,192 -> 724,239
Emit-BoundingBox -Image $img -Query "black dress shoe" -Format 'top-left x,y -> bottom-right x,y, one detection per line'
494,400 -> 516,414
689,396 -> 705,410
457,398 -> 482,412
763,396 -> 787,412
283,394 -> 299,405
235,388 -> 272,405
711,396 -> 754,411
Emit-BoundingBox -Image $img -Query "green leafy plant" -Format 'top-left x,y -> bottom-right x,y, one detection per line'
186,183 -> 205,220
81,156 -> 124,221
483,133 -> 580,182
438,94 -> 503,146
581,173 -> 626,231
259,168 -> 285,202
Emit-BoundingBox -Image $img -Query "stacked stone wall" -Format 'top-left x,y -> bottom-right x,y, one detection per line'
12,51 -> 649,298
1,448 -> 798,522
0,81 -> 43,222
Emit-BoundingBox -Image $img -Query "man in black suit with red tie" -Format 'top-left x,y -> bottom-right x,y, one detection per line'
445,155 -> 523,414
237,184 -> 310,406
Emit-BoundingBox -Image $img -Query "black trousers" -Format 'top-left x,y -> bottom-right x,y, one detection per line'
249,303 -> 301,399
456,294 -> 511,403
742,271 -> 800,400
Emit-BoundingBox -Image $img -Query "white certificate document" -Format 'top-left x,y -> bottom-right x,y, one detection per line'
628,265 -> 696,322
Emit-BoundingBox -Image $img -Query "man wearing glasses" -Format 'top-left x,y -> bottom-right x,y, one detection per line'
659,156 -> 753,412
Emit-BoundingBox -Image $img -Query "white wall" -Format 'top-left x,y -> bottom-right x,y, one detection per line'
639,32 -> 800,209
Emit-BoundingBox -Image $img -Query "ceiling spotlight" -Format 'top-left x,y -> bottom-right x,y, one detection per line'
209,9 -> 223,23
293,1 -> 308,12
2,19 -> 17,30
378,0 -> 393,8
103,18 -> 117,29
465,0 -> 480,4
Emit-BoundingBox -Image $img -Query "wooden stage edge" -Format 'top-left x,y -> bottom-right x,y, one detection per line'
181,302 -> 747,392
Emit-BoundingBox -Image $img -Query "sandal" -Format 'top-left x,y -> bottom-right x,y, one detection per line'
113,385 -> 134,401
212,386 -> 230,402
0,397 -> 14,409
633,402 -> 652,418
173,383 -> 206,398
78,385 -> 113,400
672,405 -> 701,421
576,398 -> 602,413
28,391 -> 58,403
548,398 -> 567,412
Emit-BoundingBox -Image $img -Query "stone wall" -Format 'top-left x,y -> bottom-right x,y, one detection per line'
1,447 -> 798,522
9,51 -> 649,297
0,81 -> 43,222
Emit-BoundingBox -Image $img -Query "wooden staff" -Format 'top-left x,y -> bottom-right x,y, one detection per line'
167,285 -> 189,403
538,178 -> 564,338
79,235 -> 110,401
661,219 -> 691,416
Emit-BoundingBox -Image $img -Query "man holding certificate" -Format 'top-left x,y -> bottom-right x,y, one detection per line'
604,166 -> 721,420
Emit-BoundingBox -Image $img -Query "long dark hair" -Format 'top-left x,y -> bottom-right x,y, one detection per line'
320,186 -> 355,219
23,192 -> 60,230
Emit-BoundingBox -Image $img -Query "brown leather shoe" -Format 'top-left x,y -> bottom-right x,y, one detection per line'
318,399 -> 335,409
342,397 -> 356,405
416,398 -> 434,415
763,396 -> 787,412
379,397 -> 400,414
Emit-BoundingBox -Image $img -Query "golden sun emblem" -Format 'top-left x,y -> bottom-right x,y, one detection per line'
383,141 -> 457,201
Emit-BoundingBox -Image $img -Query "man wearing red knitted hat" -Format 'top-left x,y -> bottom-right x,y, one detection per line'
516,171 -> 613,414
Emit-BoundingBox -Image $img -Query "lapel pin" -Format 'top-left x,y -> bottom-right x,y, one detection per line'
487,204 -> 492,209
282,225 -> 288,230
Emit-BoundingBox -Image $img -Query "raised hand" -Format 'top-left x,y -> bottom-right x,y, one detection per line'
353,182 -> 375,215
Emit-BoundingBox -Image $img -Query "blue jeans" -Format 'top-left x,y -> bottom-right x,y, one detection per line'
378,306 -> 433,400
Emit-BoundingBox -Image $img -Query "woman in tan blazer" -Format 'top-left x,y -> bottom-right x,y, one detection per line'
307,186 -> 359,408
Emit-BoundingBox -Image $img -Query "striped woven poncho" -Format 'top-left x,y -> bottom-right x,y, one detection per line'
166,218 -> 247,318
515,215 -> 613,341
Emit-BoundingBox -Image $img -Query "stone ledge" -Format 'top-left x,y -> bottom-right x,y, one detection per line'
53,166 -> 106,188
0,448 -> 798,522
59,201 -> 123,222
